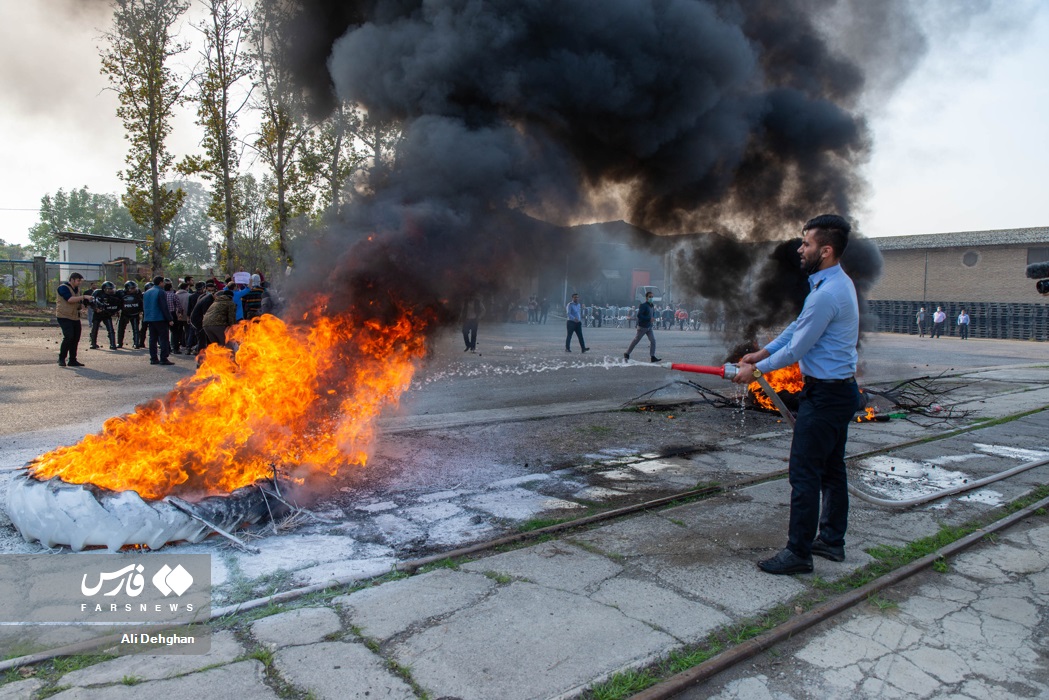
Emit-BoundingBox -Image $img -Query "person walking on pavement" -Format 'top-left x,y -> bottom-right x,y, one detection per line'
461,296 -> 485,352
957,309 -> 971,339
624,290 -> 661,362
932,306 -> 946,338
565,293 -> 589,353
55,272 -> 88,367
143,275 -> 175,365
915,306 -> 926,337
734,214 -> 860,575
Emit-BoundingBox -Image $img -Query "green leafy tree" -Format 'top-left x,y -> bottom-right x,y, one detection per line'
302,101 -> 369,213
233,172 -> 278,274
247,0 -> 314,266
165,180 -> 216,269
182,0 -> 253,272
27,187 -> 148,258
100,0 -> 191,276
0,239 -> 29,260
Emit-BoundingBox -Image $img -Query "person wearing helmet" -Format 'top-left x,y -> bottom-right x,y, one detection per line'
117,280 -> 144,349
89,281 -> 121,350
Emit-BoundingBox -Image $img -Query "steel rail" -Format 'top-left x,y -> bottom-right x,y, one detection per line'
629,493 -> 1049,700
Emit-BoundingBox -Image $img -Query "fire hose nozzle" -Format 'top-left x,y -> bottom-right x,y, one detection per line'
722,363 -> 738,380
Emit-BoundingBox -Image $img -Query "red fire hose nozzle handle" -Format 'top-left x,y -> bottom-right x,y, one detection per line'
663,363 -> 763,381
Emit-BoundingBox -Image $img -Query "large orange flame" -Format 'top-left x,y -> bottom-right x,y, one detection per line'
29,294 -> 434,500
748,364 -> 804,410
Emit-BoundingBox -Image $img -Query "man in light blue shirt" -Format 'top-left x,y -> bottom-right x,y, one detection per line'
565,293 -> 589,353
735,214 -> 860,575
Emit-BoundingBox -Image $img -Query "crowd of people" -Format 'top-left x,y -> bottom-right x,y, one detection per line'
55,271 -> 275,368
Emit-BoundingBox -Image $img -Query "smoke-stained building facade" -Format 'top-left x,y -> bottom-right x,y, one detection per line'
869,227 -> 1049,339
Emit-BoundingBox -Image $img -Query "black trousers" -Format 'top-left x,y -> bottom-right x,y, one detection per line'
147,320 -> 171,362
57,318 -> 82,362
959,324 -> 969,339
90,316 -> 116,348
786,381 -> 860,558
462,319 -> 478,350
118,314 -> 141,347
565,320 -> 585,350
932,321 -> 944,338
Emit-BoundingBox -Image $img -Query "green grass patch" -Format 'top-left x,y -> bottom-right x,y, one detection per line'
120,675 -> 143,685
481,570 -> 513,584
518,516 -> 574,532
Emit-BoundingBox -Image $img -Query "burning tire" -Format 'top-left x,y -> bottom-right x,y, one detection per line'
5,473 -> 279,552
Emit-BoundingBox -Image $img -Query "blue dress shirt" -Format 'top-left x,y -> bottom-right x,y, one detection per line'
756,264 -> 859,379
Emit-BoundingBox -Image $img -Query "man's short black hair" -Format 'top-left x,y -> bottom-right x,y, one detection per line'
152,275 -> 164,286
69,272 -> 84,281
803,214 -> 851,257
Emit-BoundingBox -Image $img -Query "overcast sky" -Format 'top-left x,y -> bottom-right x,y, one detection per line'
0,0 -> 1046,248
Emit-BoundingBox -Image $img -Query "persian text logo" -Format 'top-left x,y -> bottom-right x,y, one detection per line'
80,563 -> 194,598
81,564 -> 146,597
153,564 -> 194,597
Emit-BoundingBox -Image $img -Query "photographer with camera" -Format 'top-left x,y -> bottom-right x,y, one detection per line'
55,272 -> 88,367
89,281 -> 120,350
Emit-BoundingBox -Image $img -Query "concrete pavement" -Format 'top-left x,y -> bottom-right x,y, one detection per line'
4,363 -> 1049,699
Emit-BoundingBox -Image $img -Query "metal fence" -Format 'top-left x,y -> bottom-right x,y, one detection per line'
0,260 -> 136,305
868,299 -> 1049,341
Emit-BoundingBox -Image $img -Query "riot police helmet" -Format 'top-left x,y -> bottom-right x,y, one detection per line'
124,280 -> 138,292
101,281 -> 115,293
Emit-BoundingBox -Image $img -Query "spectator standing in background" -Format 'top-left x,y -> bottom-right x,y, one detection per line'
932,306 -> 946,338
957,309 -> 970,340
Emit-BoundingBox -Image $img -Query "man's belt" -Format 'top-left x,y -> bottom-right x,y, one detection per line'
802,375 -> 855,384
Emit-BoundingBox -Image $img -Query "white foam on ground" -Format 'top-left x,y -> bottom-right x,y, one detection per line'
973,443 -> 1049,461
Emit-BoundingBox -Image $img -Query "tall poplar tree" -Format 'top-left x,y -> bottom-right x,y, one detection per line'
100,0 -> 190,275
248,0 -> 313,266
183,0 -> 253,272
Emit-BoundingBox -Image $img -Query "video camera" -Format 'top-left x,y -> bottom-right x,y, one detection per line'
81,294 -> 104,310
1025,262 -> 1049,295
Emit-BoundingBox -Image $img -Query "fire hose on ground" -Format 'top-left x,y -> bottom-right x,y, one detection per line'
658,361 -> 1049,508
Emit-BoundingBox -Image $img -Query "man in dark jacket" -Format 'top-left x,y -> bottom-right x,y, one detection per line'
143,275 -> 174,365
117,280 -> 144,349
89,282 -> 120,350
623,291 -> 661,362
190,281 -> 217,354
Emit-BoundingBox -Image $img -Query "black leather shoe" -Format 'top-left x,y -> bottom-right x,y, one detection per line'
651,356 -> 662,362
582,347 -> 590,353
68,360 -> 85,367
58,359 -> 66,367
811,539 -> 845,562
159,360 -> 175,366
758,548 -> 813,575
623,353 -> 630,361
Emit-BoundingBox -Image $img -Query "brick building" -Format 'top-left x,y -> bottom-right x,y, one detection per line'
869,227 -> 1049,340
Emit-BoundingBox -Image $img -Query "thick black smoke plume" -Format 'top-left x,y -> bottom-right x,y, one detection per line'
281,0 -> 917,339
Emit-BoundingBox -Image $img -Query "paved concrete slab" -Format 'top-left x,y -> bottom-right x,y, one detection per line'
251,607 -> 343,649
48,661 -> 276,700
646,556 -> 809,617
56,631 -> 243,686
334,569 -> 495,641
0,679 -> 41,700
392,581 -> 674,700
273,641 -> 415,700
461,541 -> 622,593
590,576 -> 732,641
